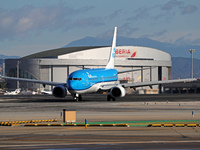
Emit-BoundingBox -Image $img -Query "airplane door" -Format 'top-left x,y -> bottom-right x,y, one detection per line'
101,75 -> 104,82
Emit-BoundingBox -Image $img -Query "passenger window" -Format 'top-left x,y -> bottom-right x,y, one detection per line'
68,78 -> 81,81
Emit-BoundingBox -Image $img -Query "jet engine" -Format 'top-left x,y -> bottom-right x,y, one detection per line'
110,85 -> 126,98
53,85 -> 67,98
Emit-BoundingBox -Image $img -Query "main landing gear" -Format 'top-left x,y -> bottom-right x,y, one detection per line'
72,94 -> 116,102
107,95 -> 116,101
73,94 -> 82,102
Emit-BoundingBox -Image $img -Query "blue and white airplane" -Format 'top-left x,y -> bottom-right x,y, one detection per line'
1,27 -> 197,101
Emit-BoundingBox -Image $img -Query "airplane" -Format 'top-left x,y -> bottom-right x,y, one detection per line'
0,27 -> 197,101
4,88 -> 21,95
41,90 -> 52,95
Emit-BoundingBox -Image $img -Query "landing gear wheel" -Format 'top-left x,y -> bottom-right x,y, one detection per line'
107,95 -> 116,101
107,95 -> 111,101
73,96 -> 78,102
73,94 -> 82,102
78,95 -> 82,101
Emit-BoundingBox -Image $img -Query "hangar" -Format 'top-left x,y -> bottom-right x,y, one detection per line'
4,46 -> 172,93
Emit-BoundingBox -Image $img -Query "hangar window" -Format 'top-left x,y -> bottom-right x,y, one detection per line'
127,58 -> 154,60
68,78 -> 82,81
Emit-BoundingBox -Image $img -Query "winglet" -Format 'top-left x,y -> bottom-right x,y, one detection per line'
106,27 -> 117,69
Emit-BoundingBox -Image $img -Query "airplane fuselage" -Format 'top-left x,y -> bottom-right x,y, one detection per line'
67,68 -> 118,94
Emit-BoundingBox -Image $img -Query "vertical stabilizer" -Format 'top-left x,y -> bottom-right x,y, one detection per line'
106,27 -> 117,69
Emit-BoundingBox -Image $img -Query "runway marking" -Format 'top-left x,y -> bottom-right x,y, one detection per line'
0,119 -> 57,126
1,140 -> 200,148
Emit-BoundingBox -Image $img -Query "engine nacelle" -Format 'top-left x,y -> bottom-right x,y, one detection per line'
110,85 -> 126,98
53,85 -> 67,98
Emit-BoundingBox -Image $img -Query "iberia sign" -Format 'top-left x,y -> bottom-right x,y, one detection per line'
115,49 -> 137,58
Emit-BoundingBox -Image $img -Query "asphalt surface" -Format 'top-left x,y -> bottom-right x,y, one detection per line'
1,94 -> 200,149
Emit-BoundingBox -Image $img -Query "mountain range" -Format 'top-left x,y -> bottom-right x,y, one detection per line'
172,57 -> 200,79
1,36 -> 200,79
0,55 -> 20,59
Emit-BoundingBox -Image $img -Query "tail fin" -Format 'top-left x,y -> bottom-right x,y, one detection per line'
106,27 -> 117,69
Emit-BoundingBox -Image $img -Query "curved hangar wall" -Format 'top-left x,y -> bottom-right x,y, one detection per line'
56,45 -> 171,82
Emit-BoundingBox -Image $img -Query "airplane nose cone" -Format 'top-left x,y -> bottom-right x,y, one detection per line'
68,81 -> 78,90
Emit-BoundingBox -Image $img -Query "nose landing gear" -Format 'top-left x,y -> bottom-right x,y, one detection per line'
73,94 -> 82,102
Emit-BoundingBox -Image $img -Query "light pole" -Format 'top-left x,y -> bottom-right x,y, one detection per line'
17,60 -> 21,89
189,49 -> 195,78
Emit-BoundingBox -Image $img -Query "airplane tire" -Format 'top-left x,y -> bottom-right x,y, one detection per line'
73,94 -> 82,102
78,95 -> 82,101
73,94 -> 78,102
73,97 -> 78,102
107,95 -> 111,101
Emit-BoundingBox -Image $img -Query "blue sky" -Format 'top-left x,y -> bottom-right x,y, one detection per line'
0,0 -> 200,57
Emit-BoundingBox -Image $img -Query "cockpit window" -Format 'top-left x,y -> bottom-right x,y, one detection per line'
68,78 -> 82,81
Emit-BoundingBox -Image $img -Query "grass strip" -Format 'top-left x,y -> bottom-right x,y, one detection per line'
76,120 -> 200,127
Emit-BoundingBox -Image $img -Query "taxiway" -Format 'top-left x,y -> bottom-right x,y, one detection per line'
0,94 -> 200,149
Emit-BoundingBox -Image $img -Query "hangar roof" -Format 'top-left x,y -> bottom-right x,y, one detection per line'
22,46 -> 104,59
22,46 -> 170,62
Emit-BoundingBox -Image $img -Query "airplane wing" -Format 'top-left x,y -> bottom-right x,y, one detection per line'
100,78 -> 197,90
0,76 -> 65,86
